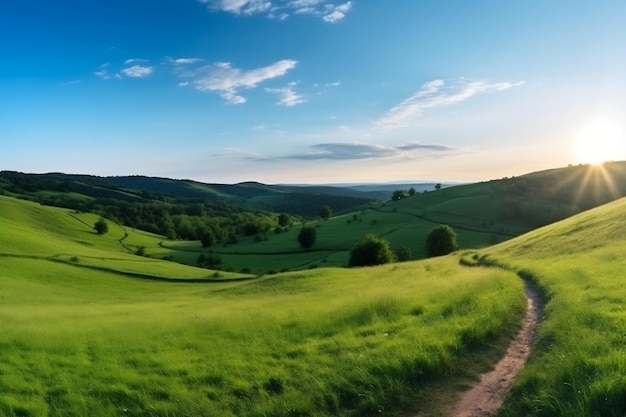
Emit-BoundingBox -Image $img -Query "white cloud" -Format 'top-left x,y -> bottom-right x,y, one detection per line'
322,1 -> 352,23
173,57 -> 201,65
376,78 -> 524,129
266,82 -> 306,106
180,59 -> 298,104
198,0 -> 352,22
94,63 -> 111,80
125,58 -> 148,65
121,65 -> 154,78
198,0 -> 271,15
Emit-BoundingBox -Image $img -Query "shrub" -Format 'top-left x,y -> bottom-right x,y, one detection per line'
94,218 -> 108,235
349,234 -> 395,267
298,226 -> 317,249
395,246 -> 412,262
425,225 -> 458,257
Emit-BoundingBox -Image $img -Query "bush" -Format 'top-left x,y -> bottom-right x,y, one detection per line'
349,234 -> 395,267
94,218 -> 108,235
395,245 -> 412,262
197,253 -> 222,269
425,225 -> 458,257
298,226 -> 317,249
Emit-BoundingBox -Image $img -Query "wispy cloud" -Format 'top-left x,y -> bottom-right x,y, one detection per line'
125,58 -> 148,65
266,82 -> 306,106
94,63 -> 111,80
278,141 -> 458,161
166,57 -> 202,65
178,59 -> 298,104
95,61 -> 154,79
198,0 -> 353,23
121,65 -> 154,78
377,78 -> 524,129
322,1 -> 352,23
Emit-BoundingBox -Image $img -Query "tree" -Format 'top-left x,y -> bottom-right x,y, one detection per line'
298,226 -> 317,249
435,183 -> 442,190
200,229 -> 215,248
395,245 -> 412,262
319,205 -> 332,220
392,190 -> 407,200
408,187 -> 416,196
349,234 -> 395,267
425,225 -> 458,257
278,213 -> 290,227
94,217 -> 108,235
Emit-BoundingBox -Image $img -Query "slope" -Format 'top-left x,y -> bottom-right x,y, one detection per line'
0,196 -> 244,282
0,194 -> 526,417
469,196 -> 626,417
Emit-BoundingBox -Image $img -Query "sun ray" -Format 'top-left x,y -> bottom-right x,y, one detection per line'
572,119 -> 626,165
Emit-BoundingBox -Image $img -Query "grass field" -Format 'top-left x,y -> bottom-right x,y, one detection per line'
0,195 -> 527,416
5,186 -> 626,416
471,197 -> 626,417
159,202 -> 519,275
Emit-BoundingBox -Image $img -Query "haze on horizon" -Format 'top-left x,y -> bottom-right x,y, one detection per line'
1,1 -> 625,185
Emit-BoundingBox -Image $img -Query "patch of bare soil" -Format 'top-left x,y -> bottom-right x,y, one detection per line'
446,283 -> 543,417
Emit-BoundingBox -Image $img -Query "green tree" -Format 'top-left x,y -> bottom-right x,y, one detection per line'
349,234 -> 395,267
392,189 -> 407,200
408,187 -> 416,196
200,229 -> 215,248
435,183 -> 442,190
298,226 -> 317,249
425,225 -> 458,257
319,205 -> 332,220
94,217 -> 108,235
278,213 -> 290,227
395,245 -> 412,262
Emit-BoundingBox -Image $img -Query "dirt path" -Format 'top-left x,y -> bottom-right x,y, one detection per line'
447,283 -> 543,417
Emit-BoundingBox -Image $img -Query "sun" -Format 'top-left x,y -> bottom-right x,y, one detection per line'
572,119 -> 626,165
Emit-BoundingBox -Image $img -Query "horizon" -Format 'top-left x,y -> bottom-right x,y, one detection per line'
1,1 -> 625,184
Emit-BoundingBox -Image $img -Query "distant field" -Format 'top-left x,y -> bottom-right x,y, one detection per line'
0,195 -> 526,417
160,202 -> 519,274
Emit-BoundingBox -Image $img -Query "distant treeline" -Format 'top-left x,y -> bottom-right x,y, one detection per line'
0,171 -> 294,245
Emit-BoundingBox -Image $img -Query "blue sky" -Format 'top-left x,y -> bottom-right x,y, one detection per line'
1,1 -> 625,184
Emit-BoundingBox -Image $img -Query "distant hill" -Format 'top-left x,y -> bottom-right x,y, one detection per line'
3,162 -> 626,272
283,182 -> 461,201
0,172 -> 378,217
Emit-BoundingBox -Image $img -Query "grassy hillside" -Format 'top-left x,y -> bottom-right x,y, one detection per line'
466,196 -> 626,417
147,162 -> 626,274
0,195 -> 526,417
3,162 -> 626,276
0,196 -> 244,282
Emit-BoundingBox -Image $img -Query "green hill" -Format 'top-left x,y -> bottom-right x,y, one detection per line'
0,194 -> 525,417
149,162 -> 626,274
467,196 -> 626,417
3,176 -> 626,415
0,171 -> 376,217
3,162 -> 626,275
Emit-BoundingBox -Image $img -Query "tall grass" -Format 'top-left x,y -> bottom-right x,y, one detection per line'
0,196 -> 527,417
475,197 -> 626,417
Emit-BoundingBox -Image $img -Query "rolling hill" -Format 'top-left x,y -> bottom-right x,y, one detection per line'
3,162 -> 626,275
0,194 -> 525,417
0,171 -> 378,217
3,165 -> 626,415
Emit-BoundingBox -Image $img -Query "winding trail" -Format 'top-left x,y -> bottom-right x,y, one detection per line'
447,282 -> 543,417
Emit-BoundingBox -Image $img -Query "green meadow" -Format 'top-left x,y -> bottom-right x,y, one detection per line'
0,195 -> 526,416
475,197 -> 626,417
4,162 -> 626,416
